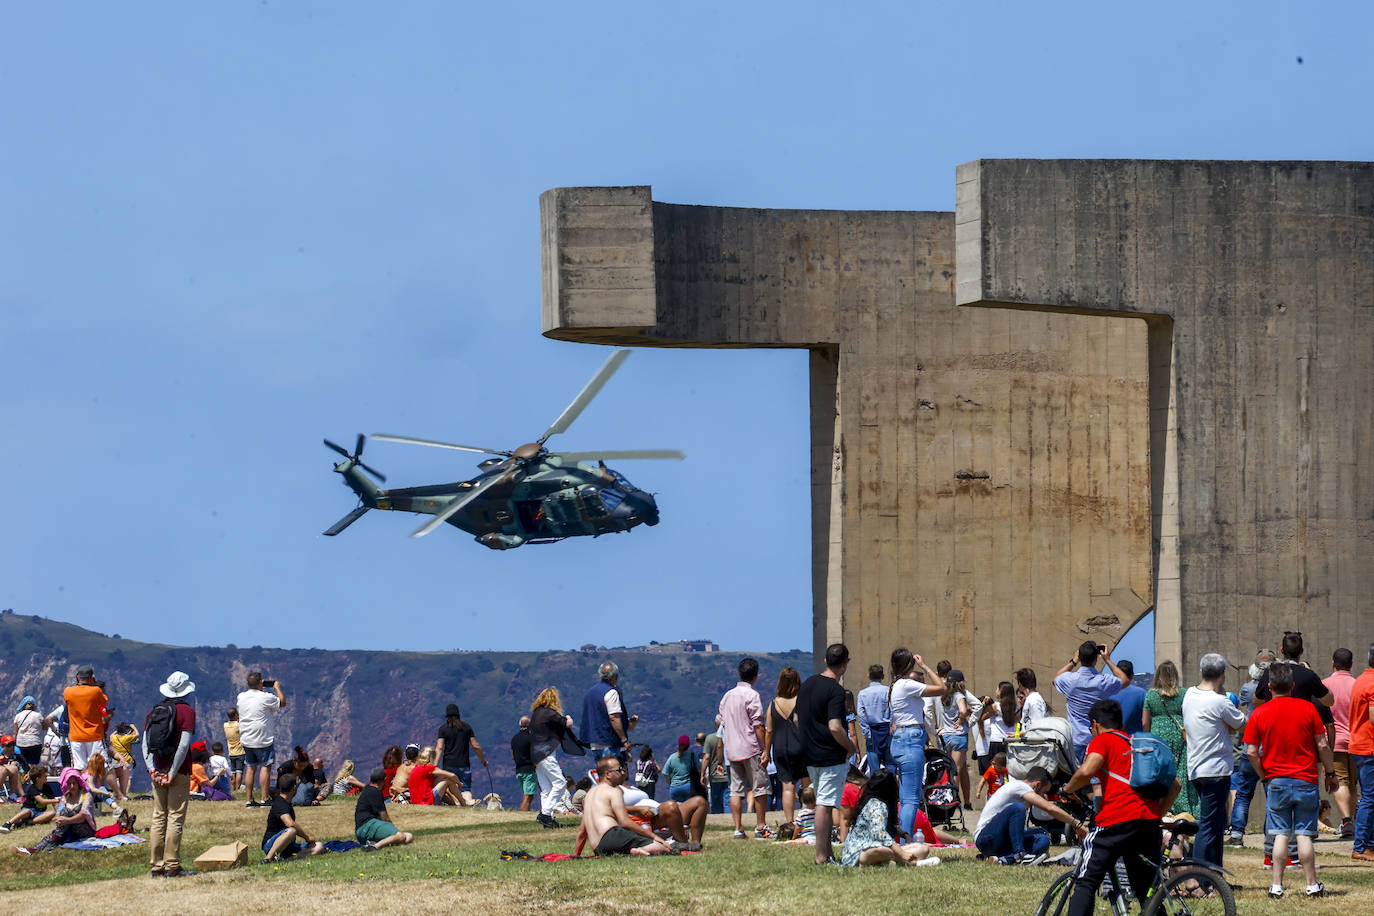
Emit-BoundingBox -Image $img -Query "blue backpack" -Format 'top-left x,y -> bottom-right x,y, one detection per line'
1105,730 -> 1177,800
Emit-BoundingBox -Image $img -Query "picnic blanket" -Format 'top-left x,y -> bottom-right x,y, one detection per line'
61,834 -> 146,851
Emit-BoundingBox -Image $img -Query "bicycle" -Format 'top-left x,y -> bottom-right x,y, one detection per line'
1035,815 -> 1236,916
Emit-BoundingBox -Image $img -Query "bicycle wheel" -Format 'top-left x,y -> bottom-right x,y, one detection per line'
1143,867 -> 1236,916
1035,868 -> 1078,916
1035,868 -> 1135,915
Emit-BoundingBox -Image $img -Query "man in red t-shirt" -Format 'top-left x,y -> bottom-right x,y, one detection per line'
1062,699 -> 1180,916
1347,646 -> 1374,861
1243,662 -> 1336,899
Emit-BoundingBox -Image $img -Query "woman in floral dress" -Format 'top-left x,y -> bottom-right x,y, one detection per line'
1143,660 -> 1199,817
839,770 -> 939,867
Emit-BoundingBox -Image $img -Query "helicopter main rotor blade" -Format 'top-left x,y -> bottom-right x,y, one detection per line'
537,349 -> 631,445
552,449 -> 686,462
410,472 -> 508,538
371,434 -> 512,457
323,438 -> 353,459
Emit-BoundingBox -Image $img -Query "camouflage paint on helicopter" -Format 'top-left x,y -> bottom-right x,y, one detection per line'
322,350 -> 680,549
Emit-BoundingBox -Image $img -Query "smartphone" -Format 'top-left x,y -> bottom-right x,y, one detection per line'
1096,644 -> 1107,652
262,679 -> 276,688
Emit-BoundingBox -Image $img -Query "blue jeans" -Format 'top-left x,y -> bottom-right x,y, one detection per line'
668,783 -> 692,803
708,781 -> 727,814
1228,754 -> 1261,835
974,800 -> 1049,859
865,748 -> 895,776
1265,776 -> 1319,838
1193,774 -> 1230,868
891,725 -> 927,838
1353,753 -> 1374,853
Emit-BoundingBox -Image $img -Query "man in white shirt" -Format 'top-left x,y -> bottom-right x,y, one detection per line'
1181,652 -> 1247,868
972,765 -> 1085,864
1016,668 -> 1049,728
235,671 -> 286,808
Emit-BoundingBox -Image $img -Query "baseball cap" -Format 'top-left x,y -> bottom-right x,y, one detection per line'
76,665 -> 95,678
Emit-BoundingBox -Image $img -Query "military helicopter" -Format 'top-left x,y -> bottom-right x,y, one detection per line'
322,350 -> 683,549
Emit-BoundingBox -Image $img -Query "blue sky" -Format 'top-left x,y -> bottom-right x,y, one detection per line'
3,2 -> 1370,662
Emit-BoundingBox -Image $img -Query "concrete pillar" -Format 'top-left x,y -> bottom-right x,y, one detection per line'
541,185 -> 1151,685
956,159 -> 1374,676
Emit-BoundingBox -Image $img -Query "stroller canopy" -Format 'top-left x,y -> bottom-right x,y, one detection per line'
1006,717 -> 1076,782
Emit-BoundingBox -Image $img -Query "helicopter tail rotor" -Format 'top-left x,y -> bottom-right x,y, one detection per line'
323,435 -> 387,482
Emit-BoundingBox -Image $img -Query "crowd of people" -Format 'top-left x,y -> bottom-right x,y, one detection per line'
5,632 -> 1374,905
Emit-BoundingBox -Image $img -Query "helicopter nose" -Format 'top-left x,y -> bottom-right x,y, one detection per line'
626,490 -> 659,526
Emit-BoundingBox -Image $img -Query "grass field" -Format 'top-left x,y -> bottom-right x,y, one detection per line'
4,797 -> 1373,913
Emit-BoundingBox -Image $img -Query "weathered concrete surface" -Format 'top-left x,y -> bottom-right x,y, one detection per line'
957,160 -> 1374,676
542,186 -> 1151,686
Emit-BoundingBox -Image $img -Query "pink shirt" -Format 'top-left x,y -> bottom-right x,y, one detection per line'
718,681 -> 764,762
1323,669 -> 1356,751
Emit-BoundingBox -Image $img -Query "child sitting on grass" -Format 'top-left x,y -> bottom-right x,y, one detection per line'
792,784 -> 816,842
976,752 -> 1009,802
0,766 -> 57,834
837,765 -> 869,842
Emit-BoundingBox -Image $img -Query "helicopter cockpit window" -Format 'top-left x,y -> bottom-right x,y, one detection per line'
599,488 -> 625,511
579,487 -> 609,518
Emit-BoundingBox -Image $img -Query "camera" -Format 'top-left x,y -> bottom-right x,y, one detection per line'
262,679 -> 276,688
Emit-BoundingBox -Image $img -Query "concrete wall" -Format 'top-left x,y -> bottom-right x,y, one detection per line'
957,159 -> 1374,676
542,186 -> 1152,687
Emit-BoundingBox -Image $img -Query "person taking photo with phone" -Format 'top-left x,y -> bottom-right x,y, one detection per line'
235,672 -> 285,809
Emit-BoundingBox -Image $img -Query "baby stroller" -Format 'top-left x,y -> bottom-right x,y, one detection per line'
922,746 -> 966,832
1006,717 -> 1087,844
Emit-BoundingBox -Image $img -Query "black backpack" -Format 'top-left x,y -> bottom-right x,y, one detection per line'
145,699 -> 182,757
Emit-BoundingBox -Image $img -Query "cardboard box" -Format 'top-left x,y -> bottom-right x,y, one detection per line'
194,840 -> 249,871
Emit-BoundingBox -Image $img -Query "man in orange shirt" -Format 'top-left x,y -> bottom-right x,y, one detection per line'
63,664 -> 109,770
1350,645 -> 1374,862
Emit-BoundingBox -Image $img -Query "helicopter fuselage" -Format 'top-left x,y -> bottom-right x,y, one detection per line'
334,454 -> 658,549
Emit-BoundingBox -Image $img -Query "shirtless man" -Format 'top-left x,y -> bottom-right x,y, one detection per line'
579,756 -> 671,857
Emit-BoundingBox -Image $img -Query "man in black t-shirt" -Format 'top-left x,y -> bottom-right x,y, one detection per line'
511,717 -> 537,811
262,773 -> 324,863
354,767 -> 413,849
437,704 -> 487,805
1256,633 -> 1336,738
796,643 -> 859,865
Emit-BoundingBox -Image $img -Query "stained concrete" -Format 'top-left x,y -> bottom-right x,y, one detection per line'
957,160 -> 1374,675
541,186 -> 1151,686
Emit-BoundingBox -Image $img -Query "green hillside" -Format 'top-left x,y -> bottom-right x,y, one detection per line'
0,611 -> 809,795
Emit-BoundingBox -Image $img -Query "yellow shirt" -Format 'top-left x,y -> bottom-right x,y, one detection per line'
224,721 -> 244,757
108,731 -> 137,765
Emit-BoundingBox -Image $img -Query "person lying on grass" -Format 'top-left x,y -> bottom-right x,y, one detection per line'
354,767 -> 414,850
614,781 -> 705,849
576,756 -> 672,856
262,773 -> 325,863
839,769 -> 938,867
0,765 -> 57,834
